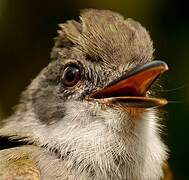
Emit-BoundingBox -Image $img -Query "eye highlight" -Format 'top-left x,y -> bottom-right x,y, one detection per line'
62,64 -> 81,87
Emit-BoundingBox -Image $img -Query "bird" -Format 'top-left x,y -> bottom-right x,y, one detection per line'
0,9 -> 172,180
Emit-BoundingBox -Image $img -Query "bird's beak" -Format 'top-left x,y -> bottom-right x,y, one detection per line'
88,60 -> 168,108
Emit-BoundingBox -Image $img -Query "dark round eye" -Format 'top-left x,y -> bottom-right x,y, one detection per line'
62,64 -> 81,87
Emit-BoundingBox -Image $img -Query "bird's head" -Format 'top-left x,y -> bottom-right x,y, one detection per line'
1,9 -> 168,177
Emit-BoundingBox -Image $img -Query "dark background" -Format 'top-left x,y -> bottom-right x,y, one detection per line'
0,0 -> 189,179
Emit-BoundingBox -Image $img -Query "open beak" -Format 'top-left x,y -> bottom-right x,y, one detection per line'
88,60 -> 168,108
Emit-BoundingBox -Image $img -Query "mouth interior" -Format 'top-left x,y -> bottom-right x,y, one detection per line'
88,61 -> 168,108
91,86 -> 144,99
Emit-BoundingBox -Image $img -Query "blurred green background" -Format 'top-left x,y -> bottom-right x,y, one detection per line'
0,0 -> 189,179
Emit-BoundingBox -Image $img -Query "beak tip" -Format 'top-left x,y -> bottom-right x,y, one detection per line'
160,98 -> 168,106
155,60 -> 169,72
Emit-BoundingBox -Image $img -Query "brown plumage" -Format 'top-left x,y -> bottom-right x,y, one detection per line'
0,9 -> 171,179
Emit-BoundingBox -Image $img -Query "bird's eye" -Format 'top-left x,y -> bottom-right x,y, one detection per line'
62,64 -> 81,87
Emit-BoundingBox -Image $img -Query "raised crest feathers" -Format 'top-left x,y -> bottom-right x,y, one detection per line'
53,9 -> 154,65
